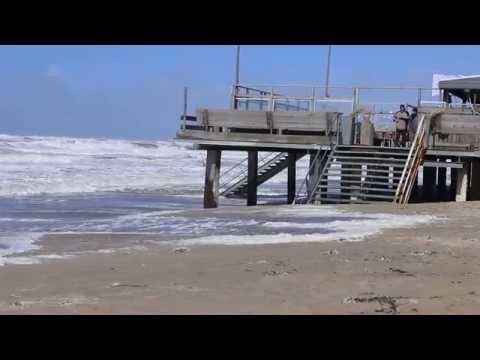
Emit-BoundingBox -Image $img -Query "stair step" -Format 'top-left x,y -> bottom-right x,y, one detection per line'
316,192 -> 395,200
324,168 -> 403,175
319,179 -> 399,186
317,185 -> 397,193
329,161 -> 406,168
313,198 -> 372,204
331,156 -> 407,163
334,150 -> 410,157
336,145 -> 410,152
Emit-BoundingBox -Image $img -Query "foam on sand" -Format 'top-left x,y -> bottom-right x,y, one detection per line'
178,212 -> 439,246
0,233 -> 43,266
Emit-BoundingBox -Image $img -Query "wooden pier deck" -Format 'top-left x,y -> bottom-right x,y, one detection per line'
176,84 -> 480,208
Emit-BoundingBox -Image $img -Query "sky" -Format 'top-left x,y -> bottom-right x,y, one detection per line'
0,45 -> 479,140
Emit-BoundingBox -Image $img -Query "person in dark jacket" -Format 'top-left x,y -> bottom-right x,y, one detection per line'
393,104 -> 410,147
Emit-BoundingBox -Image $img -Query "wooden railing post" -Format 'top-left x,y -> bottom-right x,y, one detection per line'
312,87 -> 316,112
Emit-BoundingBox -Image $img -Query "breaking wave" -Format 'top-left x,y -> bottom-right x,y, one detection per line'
0,134 -> 309,197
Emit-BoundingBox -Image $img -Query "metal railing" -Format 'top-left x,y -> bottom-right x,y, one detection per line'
231,84 -> 464,116
305,144 -> 338,204
232,84 -> 354,113
292,148 -> 330,205
219,152 -> 286,196
232,85 -> 311,112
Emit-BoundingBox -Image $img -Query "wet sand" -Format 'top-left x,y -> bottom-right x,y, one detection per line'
1,201 -> 480,314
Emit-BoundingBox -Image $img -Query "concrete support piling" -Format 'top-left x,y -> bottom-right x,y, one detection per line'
203,149 -> 222,209
437,166 -> 447,200
247,151 -> 258,206
450,168 -> 458,201
470,160 -> 480,201
287,152 -> 297,204
455,164 -> 469,202
423,166 -> 436,201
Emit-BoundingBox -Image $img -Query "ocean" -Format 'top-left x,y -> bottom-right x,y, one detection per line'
0,134 -> 436,265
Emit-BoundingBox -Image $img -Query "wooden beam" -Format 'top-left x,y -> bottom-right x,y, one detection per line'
177,129 -> 332,146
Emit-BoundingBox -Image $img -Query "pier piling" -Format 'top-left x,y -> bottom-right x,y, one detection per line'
287,152 -> 297,204
455,164 -> 469,202
247,151 -> 258,206
470,160 -> 480,200
423,167 -> 436,201
203,150 -> 222,209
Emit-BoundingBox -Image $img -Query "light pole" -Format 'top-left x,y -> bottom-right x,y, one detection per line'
233,45 -> 241,110
235,45 -> 240,85
325,45 -> 332,98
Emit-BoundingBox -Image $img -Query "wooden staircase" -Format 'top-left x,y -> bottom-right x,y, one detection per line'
306,114 -> 428,205
307,145 -> 410,204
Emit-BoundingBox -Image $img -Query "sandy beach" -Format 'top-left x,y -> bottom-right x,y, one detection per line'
1,201 -> 480,314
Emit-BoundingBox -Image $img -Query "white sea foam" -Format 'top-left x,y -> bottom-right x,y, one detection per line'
0,233 -> 43,266
178,213 -> 439,246
0,218 -> 56,223
0,134 -> 309,197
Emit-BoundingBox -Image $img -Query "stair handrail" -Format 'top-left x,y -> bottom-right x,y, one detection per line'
306,144 -> 337,204
292,148 -> 328,205
220,152 -> 284,195
394,114 -> 427,205
221,152 -> 275,185
220,156 -> 248,179
219,152 -> 285,195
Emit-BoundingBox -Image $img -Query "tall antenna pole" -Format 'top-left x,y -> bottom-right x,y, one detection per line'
235,45 -> 241,85
233,45 -> 241,110
325,45 -> 332,97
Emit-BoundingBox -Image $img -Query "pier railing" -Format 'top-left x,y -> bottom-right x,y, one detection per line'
231,84 -> 469,117
178,84 -> 480,150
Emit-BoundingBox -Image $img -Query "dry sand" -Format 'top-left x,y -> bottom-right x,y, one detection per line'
1,201 -> 480,314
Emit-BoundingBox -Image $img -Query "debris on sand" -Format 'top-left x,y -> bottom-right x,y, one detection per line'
377,256 -> 392,262
110,282 -> 147,288
342,295 -> 408,314
324,249 -> 339,256
172,247 -> 191,254
246,259 -> 269,265
409,250 -> 437,257
388,267 -> 415,277
263,269 -> 298,277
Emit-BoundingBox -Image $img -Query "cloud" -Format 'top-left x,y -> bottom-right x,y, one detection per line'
45,65 -> 62,79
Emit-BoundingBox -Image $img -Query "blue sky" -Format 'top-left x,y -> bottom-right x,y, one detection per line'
0,45 -> 479,140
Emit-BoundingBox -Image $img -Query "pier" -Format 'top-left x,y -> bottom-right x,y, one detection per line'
176,79 -> 480,208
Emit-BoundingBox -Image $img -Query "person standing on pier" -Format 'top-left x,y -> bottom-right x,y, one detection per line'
406,104 -> 418,142
393,104 -> 410,147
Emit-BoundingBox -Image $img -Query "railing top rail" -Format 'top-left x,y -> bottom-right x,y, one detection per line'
235,83 -> 444,91
235,94 -> 353,100
234,85 -> 284,97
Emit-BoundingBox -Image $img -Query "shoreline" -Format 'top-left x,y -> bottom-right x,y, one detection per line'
1,201 -> 479,314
